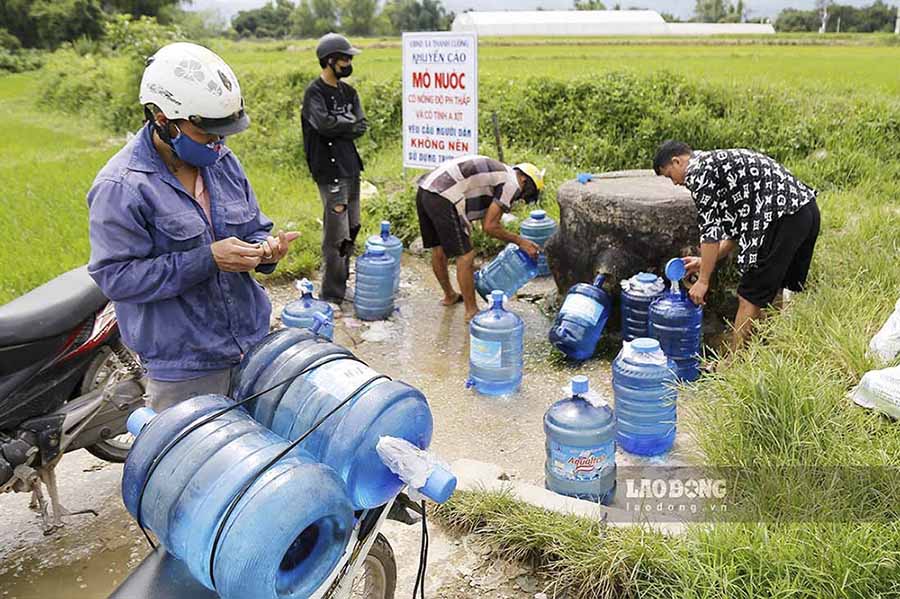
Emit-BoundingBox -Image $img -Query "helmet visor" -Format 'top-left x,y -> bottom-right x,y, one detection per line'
190,110 -> 250,137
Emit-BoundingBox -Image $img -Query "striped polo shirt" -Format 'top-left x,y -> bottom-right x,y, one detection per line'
418,155 -> 520,225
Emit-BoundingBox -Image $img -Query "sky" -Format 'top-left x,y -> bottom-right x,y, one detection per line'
186,0 -> 885,24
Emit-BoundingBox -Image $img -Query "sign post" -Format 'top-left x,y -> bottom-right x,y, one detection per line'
402,31 -> 478,171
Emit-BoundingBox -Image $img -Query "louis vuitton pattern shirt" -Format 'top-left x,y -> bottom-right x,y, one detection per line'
684,149 -> 817,273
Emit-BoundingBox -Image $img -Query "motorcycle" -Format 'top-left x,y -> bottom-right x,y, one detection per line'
0,265 -> 146,533
109,492 -> 425,599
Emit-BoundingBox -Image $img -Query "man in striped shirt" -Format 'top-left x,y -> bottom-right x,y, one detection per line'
416,155 -> 545,320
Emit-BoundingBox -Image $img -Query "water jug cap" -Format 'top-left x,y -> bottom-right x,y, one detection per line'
632,337 -> 661,353
296,278 -> 314,296
592,273 -> 606,288
380,221 -> 391,237
311,311 -> 330,333
530,209 -> 546,219
665,258 -> 686,282
127,407 -> 157,437
418,465 -> 457,504
571,375 -> 589,395
490,290 -> 505,307
636,272 -> 658,284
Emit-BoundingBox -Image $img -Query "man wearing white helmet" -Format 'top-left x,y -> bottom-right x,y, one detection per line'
86,42 -> 299,411
302,32 -> 367,303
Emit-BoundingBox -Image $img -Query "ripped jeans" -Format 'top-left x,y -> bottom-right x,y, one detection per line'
317,177 -> 361,301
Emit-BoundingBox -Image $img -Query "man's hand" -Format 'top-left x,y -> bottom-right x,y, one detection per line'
517,238 -> 541,260
260,230 -> 301,264
689,280 -> 709,306
682,256 -> 702,275
211,237 -> 264,272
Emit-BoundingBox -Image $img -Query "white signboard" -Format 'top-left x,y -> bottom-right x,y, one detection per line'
402,31 -> 478,170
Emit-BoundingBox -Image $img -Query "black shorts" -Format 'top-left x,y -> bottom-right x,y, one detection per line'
416,188 -> 472,258
738,200 -> 821,307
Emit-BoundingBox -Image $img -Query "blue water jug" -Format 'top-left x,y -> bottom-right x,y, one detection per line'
548,274 -> 612,361
233,335 -> 435,510
519,209 -> 557,277
281,278 -> 334,340
466,290 -> 525,396
365,221 -> 403,294
648,259 -> 703,382
544,376 -> 616,504
612,337 -> 678,456
620,272 -> 665,342
474,243 -> 538,300
121,396 -> 354,599
354,247 -> 396,321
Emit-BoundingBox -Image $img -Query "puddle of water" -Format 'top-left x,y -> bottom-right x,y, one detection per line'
0,254 -> 708,597
0,498 -> 146,598
271,255 -> 702,494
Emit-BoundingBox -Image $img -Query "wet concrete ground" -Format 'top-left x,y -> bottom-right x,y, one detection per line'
0,254 -> 700,598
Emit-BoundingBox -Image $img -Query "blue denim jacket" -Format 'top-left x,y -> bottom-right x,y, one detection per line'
87,124 -> 274,381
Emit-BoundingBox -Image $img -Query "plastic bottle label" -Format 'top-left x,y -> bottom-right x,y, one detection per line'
561,294 -> 603,325
307,360 -> 382,398
470,336 -> 502,368
549,440 -> 615,481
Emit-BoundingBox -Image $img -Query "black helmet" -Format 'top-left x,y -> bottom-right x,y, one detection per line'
316,33 -> 361,61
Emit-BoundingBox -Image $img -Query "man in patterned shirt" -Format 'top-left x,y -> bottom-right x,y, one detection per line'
417,156 -> 545,320
653,141 -> 820,351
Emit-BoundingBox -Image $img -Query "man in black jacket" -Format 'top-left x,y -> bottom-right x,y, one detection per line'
302,32 -> 368,303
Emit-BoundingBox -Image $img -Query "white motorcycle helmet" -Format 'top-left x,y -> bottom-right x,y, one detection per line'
139,42 -> 249,136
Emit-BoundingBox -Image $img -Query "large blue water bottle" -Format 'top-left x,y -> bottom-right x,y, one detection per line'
544,376 -> 616,504
466,290 -> 525,396
620,272 -> 665,342
281,278 -> 334,340
548,274 -> 612,361
121,396 -> 354,599
232,332 -> 438,509
354,247 -> 396,321
365,221 -> 403,294
612,338 -> 678,456
519,210 -> 557,277
648,259 -> 703,382
474,243 -> 539,300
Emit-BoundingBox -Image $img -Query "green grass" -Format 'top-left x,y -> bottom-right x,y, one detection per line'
213,37 -> 900,97
0,74 -> 117,301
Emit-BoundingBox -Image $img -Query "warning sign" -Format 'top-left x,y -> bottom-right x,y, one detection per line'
402,31 -> 478,169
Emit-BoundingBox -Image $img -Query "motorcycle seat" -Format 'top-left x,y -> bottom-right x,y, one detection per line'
109,548 -> 219,599
0,266 -> 108,347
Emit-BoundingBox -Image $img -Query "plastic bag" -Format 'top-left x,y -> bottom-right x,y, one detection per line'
869,299 -> 900,364
620,340 -> 669,366
850,365 -> 900,419
559,382 -> 609,408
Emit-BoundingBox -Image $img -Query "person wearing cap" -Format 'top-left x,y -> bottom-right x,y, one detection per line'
416,155 -> 545,321
653,140 -> 820,352
302,32 -> 367,303
86,42 -> 299,411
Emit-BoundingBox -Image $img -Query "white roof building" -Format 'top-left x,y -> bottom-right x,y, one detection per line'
451,10 -> 775,36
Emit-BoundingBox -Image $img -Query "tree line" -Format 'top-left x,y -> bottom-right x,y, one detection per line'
776,1 -> 898,32
0,0 -> 188,49
231,0 -> 454,39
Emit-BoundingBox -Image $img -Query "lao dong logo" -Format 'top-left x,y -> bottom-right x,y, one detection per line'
625,477 -> 727,500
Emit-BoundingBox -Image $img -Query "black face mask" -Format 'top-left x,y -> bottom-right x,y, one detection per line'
331,60 -> 352,79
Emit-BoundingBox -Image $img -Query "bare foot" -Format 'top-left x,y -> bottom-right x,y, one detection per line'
464,308 -> 478,322
441,293 -> 463,306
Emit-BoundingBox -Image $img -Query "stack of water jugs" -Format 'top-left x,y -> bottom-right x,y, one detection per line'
121,315 -> 456,599
540,258 -> 703,504
354,220 -> 403,321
